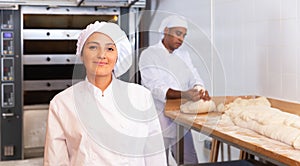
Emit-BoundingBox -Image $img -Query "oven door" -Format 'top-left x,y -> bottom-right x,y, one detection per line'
23,63 -> 85,105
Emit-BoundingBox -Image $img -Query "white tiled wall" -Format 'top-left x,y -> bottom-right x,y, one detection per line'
217,0 -> 299,102
152,0 -> 300,102
150,0 -> 300,163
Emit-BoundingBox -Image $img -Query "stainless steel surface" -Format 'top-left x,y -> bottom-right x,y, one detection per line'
78,0 -> 141,7
23,55 -> 80,65
24,79 -> 81,91
0,0 -> 145,7
2,113 -> 14,117
21,5 -> 119,15
23,29 -> 80,40
0,3 -> 18,10
23,105 -> 48,158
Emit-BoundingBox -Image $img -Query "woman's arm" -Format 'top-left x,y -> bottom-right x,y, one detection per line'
44,101 -> 70,166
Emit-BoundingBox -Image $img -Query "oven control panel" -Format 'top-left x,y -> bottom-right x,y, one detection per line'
1,58 -> 14,81
1,31 -> 14,56
0,9 -> 22,160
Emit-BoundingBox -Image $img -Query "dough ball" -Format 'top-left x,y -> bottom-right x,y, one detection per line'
216,103 -> 225,113
180,100 -> 216,114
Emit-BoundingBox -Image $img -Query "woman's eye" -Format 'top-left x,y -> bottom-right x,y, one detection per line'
88,45 -> 97,50
107,47 -> 115,51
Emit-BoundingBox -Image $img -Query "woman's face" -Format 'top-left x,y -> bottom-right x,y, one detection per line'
81,32 -> 117,78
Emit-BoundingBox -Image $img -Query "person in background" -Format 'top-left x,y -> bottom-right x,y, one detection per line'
44,21 -> 167,166
139,15 -> 211,164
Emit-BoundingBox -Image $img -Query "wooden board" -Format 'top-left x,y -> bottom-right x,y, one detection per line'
164,96 -> 300,165
165,96 -> 256,112
268,98 -> 300,116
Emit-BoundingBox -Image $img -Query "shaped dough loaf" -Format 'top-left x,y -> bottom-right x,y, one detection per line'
180,86 -> 216,114
223,96 -> 300,149
180,99 -> 216,114
293,135 -> 300,149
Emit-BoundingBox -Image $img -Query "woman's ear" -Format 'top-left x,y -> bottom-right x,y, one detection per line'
80,54 -> 84,62
80,50 -> 84,62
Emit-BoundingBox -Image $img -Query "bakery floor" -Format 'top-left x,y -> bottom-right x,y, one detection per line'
0,150 -> 175,166
0,157 -> 43,166
0,148 -> 44,166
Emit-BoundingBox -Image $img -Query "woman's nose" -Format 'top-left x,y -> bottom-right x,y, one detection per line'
97,50 -> 106,59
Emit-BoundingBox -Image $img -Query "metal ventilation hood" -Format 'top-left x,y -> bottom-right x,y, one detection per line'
0,0 -> 145,8
77,0 -> 140,7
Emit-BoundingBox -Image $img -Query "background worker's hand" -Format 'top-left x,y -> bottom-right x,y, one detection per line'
199,89 -> 211,101
182,88 -> 211,102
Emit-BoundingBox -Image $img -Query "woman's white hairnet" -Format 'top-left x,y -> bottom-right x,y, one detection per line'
158,15 -> 188,33
76,21 -> 132,77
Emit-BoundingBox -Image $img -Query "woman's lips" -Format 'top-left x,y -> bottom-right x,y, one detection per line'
95,61 -> 108,66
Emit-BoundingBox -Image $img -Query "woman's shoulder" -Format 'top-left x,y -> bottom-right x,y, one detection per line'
116,79 -> 151,95
116,80 -> 155,111
51,81 -> 86,101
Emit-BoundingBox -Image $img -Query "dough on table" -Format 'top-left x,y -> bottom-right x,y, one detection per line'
180,99 -> 216,114
216,103 -> 225,113
222,96 -> 300,149
263,124 -> 300,146
293,135 -> 300,149
180,86 -> 216,114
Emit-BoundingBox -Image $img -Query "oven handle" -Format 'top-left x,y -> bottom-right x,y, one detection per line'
2,113 -> 14,117
24,79 -> 82,91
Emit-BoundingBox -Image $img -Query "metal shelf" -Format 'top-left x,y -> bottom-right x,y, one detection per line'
23,29 -> 81,40
23,79 -> 82,91
23,54 -> 82,65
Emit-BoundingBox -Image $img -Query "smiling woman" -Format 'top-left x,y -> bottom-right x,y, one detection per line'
81,32 -> 118,91
43,21 -> 167,166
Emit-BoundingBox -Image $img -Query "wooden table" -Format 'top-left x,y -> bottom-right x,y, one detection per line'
164,97 -> 300,166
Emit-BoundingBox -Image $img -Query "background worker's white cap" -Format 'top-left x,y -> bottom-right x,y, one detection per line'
158,15 -> 188,33
76,21 -> 132,77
